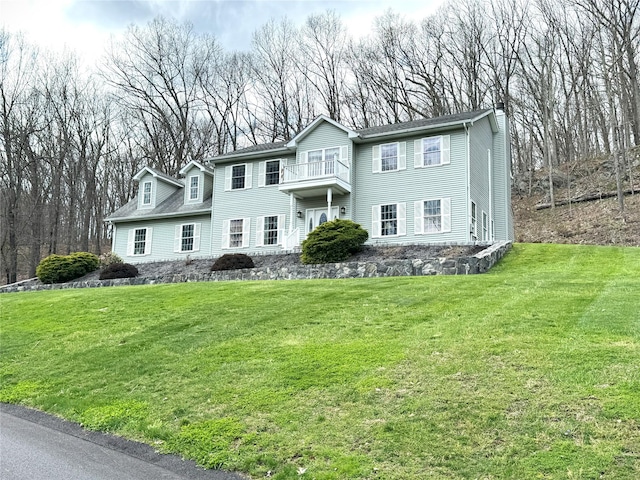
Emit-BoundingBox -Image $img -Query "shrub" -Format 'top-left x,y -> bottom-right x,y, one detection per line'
69,252 -> 100,274
99,263 -> 139,280
211,254 -> 255,271
36,252 -> 100,284
301,219 -> 369,264
99,252 -> 123,268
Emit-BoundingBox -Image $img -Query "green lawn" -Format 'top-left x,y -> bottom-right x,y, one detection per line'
1,243 -> 639,479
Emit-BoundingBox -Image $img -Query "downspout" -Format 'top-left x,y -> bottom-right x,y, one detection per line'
111,223 -> 116,253
210,164 -> 216,256
464,122 -> 471,243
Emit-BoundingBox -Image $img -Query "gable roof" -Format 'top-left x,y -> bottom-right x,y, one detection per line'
105,189 -> 212,223
132,166 -> 184,187
179,160 -> 215,176
286,114 -> 358,148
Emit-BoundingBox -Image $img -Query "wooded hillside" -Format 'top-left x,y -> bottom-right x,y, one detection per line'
1,0 -> 638,283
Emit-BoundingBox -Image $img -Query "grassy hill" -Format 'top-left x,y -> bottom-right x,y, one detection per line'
2,243 -> 639,479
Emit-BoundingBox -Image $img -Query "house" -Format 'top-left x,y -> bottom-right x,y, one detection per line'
105,107 -> 513,263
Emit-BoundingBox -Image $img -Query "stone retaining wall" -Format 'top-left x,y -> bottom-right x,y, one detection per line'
1,242 -> 512,294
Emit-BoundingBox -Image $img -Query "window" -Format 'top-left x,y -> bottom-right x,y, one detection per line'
301,146 -> 347,177
134,228 -> 146,254
381,144 -> 398,171
308,149 -> 324,176
127,227 -> 152,256
256,214 -> 286,246
381,204 -> 397,236
174,223 -> 201,253
232,165 -> 245,189
482,212 -> 488,241
324,147 -> 339,174
224,164 -> 252,191
263,216 -> 278,245
222,218 -> 250,249
414,198 -> 451,234
259,160 -> 281,187
414,135 -> 450,167
265,160 -> 280,185
372,203 -> 406,238
189,176 -> 199,201
471,201 -> 477,239
142,181 -> 152,206
229,219 -> 243,247
372,142 -> 406,173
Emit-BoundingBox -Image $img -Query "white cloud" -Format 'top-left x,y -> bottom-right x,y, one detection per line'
1,0 -> 448,61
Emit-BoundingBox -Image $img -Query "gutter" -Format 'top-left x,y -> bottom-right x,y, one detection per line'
105,208 -> 212,223
205,146 -> 292,164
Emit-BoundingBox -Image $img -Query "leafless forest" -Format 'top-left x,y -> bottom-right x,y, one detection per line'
1,0 -> 638,283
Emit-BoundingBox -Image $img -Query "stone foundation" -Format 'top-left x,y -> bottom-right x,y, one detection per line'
1,242 -> 512,293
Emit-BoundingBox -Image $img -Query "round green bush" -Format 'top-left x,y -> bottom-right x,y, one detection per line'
99,262 -> 139,280
36,252 -> 100,284
301,219 -> 368,264
211,254 -> 255,271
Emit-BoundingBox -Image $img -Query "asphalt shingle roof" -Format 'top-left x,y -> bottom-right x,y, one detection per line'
105,190 -> 212,222
355,109 -> 493,137
211,108 -> 494,160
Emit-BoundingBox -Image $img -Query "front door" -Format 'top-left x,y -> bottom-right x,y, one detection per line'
306,207 -> 339,235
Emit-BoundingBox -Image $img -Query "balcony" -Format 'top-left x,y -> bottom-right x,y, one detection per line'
279,159 -> 351,198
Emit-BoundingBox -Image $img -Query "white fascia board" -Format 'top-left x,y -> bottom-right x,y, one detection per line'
105,209 -> 211,223
179,160 -> 214,176
132,167 -> 184,187
206,147 -> 291,164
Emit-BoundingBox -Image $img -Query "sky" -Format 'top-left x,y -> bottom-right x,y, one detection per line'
1,0 -> 447,64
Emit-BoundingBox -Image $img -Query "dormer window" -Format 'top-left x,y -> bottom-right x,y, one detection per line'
189,175 -> 199,201
142,181 -> 152,206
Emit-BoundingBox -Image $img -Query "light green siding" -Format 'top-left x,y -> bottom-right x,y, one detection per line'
211,153 -> 296,257
296,121 -> 351,161
354,129 -> 469,245
492,111 -> 514,240
469,117 -> 494,241
113,214 -> 212,263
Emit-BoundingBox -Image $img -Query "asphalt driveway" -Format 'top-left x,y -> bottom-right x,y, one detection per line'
0,403 -> 244,480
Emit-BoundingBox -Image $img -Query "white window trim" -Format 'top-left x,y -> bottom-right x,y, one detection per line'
470,201 -> 478,239
221,218 -> 251,249
141,181 -> 153,207
413,135 -> 451,168
174,223 -> 201,253
414,198 -> 451,235
255,214 -> 286,247
224,163 -> 253,191
127,227 -> 153,256
373,142 -> 406,173
187,175 -> 200,202
482,211 -> 488,241
258,159 -> 283,188
371,203 -> 406,238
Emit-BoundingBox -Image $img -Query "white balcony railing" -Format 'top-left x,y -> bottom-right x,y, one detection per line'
281,160 -> 350,184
